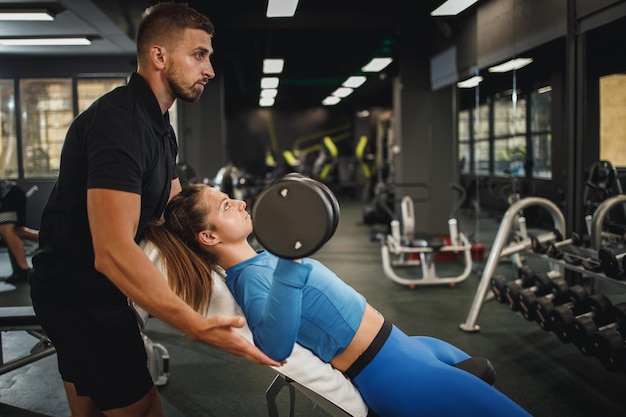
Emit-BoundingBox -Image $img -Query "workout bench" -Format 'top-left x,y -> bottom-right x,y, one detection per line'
0,306 -> 55,376
381,196 -> 474,288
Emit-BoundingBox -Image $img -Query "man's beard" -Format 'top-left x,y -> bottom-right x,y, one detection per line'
168,69 -> 204,103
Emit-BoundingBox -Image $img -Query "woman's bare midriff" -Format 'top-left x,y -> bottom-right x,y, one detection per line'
330,303 -> 385,373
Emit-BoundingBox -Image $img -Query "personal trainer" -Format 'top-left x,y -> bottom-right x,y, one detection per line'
29,3 -> 278,417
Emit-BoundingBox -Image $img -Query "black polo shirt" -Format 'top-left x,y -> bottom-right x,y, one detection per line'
31,72 -> 178,301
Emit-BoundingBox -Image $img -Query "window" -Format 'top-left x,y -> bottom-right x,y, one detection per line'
457,83 -> 552,180
458,109 -> 470,173
0,80 -> 18,178
14,77 -> 133,179
473,104 -> 490,174
530,86 -> 552,178
493,92 -> 527,176
77,78 -> 126,113
20,78 -> 73,178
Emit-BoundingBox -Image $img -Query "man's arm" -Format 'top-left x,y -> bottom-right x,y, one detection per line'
87,187 -> 282,366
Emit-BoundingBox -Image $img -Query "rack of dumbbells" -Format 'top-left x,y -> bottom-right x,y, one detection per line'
460,194 -> 626,373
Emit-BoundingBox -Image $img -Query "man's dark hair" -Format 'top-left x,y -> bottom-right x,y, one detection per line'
137,2 -> 214,57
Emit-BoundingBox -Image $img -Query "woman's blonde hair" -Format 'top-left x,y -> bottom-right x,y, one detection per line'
144,184 -> 217,315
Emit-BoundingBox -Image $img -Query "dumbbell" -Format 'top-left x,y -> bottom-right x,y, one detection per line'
549,292 -> 613,344
517,274 -> 568,321
592,303 -> 626,372
490,265 -> 537,304
504,267 -> 553,312
531,230 -> 581,257
252,173 -> 340,259
572,302 -> 626,357
534,285 -> 588,331
598,246 -> 626,279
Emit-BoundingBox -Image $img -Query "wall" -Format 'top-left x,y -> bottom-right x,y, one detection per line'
393,29 -> 457,236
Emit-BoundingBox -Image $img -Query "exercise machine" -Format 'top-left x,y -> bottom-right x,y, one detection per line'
380,184 -> 474,288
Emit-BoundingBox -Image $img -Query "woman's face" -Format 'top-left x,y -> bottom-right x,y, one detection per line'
202,186 -> 253,243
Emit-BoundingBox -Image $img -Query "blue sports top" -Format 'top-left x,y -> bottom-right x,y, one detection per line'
225,250 -> 367,362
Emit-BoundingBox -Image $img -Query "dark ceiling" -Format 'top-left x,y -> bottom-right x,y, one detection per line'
1,0 -> 452,114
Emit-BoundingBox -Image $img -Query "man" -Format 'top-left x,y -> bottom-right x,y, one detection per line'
29,3 -> 280,416
0,179 -> 38,284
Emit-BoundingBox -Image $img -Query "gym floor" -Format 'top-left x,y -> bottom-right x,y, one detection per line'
1,198 -> 626,417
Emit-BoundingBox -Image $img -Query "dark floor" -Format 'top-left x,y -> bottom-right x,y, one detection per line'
1,198 -> 626,417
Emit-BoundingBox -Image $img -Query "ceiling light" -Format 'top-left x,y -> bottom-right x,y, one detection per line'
456,76 -> 483,88
0,37 -> 91,46
322,96 -> 341,106
259,97 -> 275,107
0,10 -> 54,21
431,0 -> 479,16
538,86 -> 552,94
266,0 -> 299,17
343,76 -> 367,88
261,77 -> 279,89
362,58 -> 392,73
263,59 -> 284,74
488,58 -> 533,73
332,87 -> 353,98
260,89 -> 278,98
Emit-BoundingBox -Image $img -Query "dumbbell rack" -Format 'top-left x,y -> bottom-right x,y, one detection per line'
460,194 -> 626,332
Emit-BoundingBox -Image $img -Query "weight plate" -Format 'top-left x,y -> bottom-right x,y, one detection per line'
252,176 -> 335,259
599,247 -> 619,278
270,173 -> 340,240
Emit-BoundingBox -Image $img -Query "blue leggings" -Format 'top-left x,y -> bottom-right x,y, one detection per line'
351,325 -> 532,417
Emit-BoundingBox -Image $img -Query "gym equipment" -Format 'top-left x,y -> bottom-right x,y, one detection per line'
311,136 -> 339,181
504,266 -> 554,312
461,195 -> 626,333
490,274 -> 518,304
535,285 -> 588,332
252,173 -> 339,259
460,197 -> 566,332
592,303 -> 626,372
583,161 -> 623,219
538,232 -> 607,274
143,333 -> 170,386
598,246 -> 626,279
380,189 -> 473,288
488,265 -> 538,306
518,275 -> 569,322
549,292 -> 613,343
571,303 -> 626,357
0,306 -> 55,376
530,230 -> 581,255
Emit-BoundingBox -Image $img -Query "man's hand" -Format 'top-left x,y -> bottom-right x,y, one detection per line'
194,315 -> 285,366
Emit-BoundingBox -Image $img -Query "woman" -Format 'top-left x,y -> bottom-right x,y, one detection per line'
144,183 -> 532,417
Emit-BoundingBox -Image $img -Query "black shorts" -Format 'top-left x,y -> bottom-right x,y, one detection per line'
31,295 -> 153,411
0,185 -> 26,226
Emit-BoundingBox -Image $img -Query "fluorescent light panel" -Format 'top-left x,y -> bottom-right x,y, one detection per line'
259,97 -> 275,107
0,37 -> 91,46
0,10 -> 54,21
263,58 -> 284,74
457,75 -> 483,88
488,58 -> 533,73
332,87 -> 353,98
362,57 -> 392,72
260,77 -> 279,89
343,76 -> 366,88
260,88 -> 278,98
431,0 -> 479,16
322,96 -> 341,106
267,0 -> 299,17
